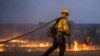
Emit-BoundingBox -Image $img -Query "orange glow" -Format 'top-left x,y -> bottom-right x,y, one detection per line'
0,39 -> 98,52
20,42 -> 51,48
73,40 -> 79,51
0,44 -> 5,52
9,39 -> 28,43
71,40 -> 96,51
27,49 -> 32,52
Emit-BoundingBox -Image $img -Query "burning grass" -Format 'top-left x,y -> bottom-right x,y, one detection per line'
0,39 -> 99,52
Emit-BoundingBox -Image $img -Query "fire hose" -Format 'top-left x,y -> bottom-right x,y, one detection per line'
0,18 -> 71,49
0,18 -> 58,44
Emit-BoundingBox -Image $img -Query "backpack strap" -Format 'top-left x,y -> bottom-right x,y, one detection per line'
55,17 -> 62,28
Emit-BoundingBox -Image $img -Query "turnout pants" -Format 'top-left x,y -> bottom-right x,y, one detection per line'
42,32 -> 66,56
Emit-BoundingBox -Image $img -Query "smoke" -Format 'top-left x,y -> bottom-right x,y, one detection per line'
0,0 -> 100,23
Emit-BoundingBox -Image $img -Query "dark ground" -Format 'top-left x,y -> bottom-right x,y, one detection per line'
0,50 -> 100,56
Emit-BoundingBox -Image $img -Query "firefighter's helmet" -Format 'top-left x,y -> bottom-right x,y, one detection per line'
61,9 -> 69,15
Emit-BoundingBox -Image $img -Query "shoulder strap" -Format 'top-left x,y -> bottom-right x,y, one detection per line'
55,17 -> 61,24
53,17 -> 61,28
56,17 -> 61,23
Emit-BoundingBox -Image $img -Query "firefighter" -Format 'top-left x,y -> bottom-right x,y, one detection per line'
42,9 -> 70,56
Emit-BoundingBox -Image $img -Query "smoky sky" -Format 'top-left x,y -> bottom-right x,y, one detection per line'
0,0 -> 100,24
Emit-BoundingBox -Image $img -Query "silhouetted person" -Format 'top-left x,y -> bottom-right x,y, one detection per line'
42,9 -> 70,56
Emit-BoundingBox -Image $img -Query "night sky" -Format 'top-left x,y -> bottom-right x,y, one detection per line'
0,0 -> 100,24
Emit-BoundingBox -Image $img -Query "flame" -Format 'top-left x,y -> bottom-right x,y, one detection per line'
9,40 -> 28,43
20,42 -> 51,48
39,42 -> 50,47
73,40 -> 79,51
72,40 -> 96,51
0,44 -> 5,52
0,39 -> 98,52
